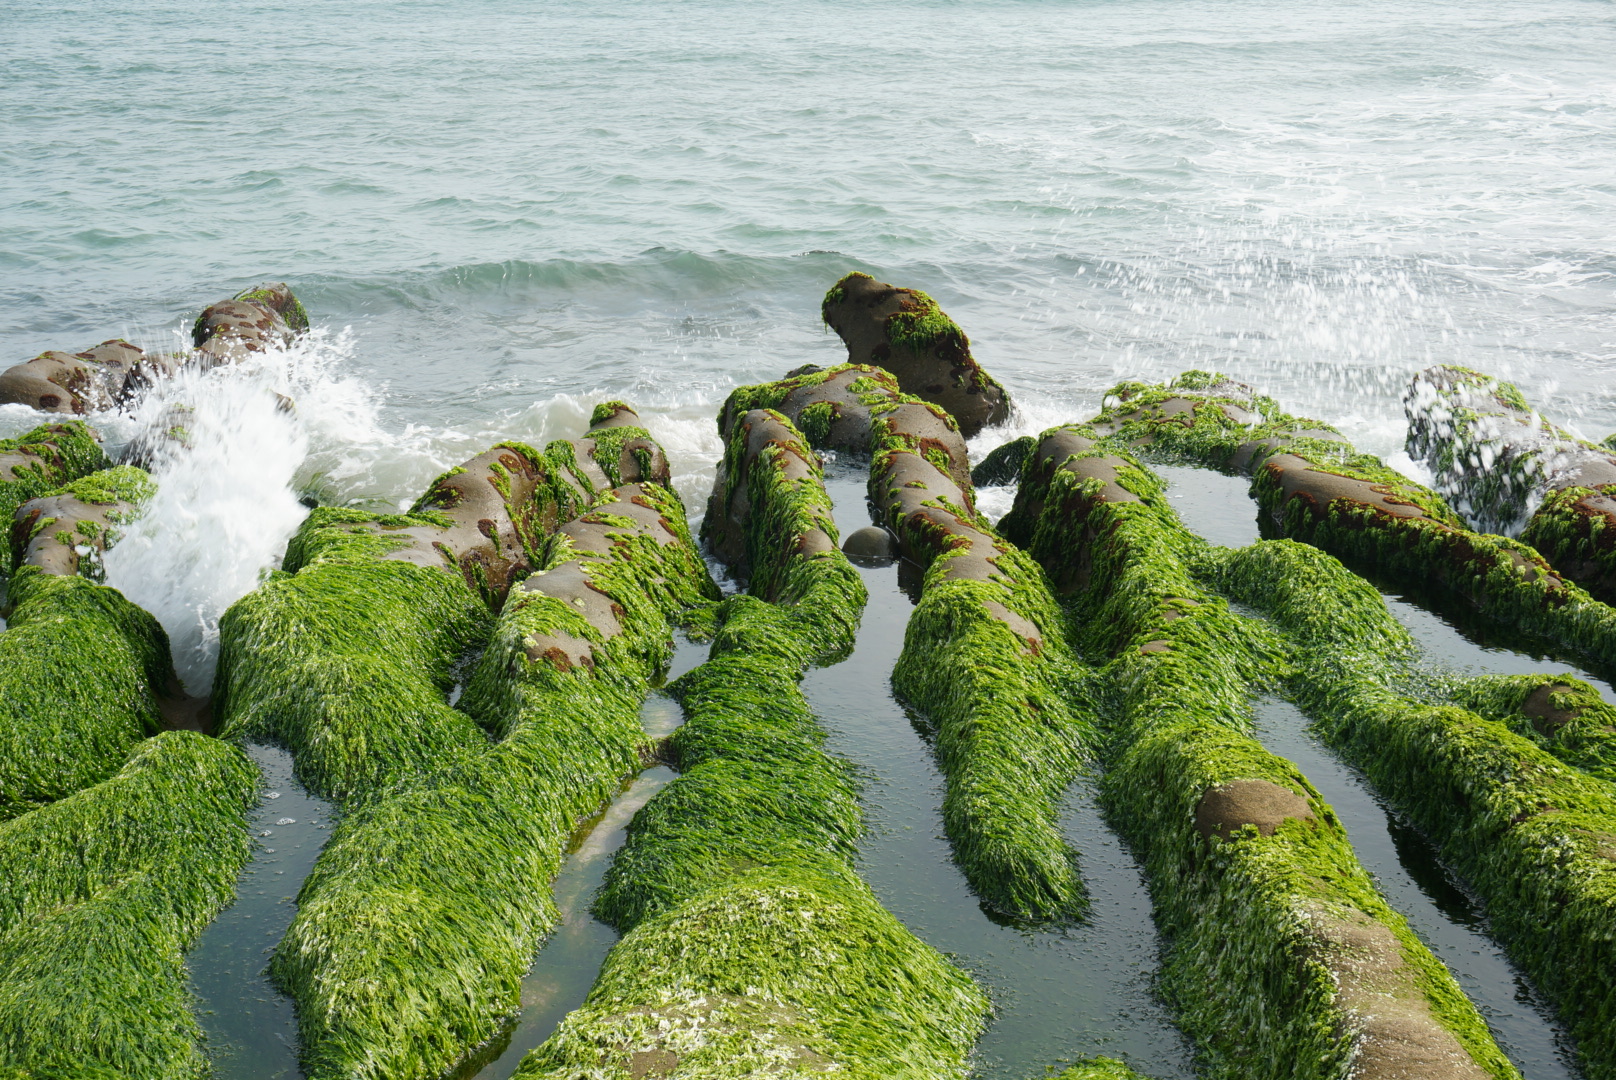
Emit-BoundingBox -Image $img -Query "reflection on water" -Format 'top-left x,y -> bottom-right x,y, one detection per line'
805,466 -> 1194,1079
459,764 -> 678,1080
191,745 -> 334,1079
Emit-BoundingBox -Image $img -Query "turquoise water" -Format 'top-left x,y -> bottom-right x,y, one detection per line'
4,0 -> 1614,469
4,1 -> 1615,1076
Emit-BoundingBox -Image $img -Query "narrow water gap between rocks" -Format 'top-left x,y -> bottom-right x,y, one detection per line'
1253,699 -> 1580,1079
190,744 -> 336,1080
456,630 -> 707,1080
1154,464 -> 1583,1078
805,463 -> 1195,1079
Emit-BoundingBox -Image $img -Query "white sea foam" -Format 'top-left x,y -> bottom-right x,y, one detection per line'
103,328 -> 381,693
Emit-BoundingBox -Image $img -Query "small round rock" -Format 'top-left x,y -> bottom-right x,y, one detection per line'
842,526 -> 898,562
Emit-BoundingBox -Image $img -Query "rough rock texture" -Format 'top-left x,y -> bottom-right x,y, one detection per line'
0,339 -> 145,414
513,408 -> 987,1079
820,272 -> 1010,437
192,281 -> 309,365
0,421 -> 111,576
10,465 -> 154,578
1087,369 -> 1616,674
1005,428 -> 1519,1080
712,364 -> 1092,922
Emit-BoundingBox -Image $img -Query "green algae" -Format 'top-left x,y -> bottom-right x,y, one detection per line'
272,483 -> 715,1080
215,530 -> 492,803
514,410 -> 988,1078
1451,674 -> 1616,783
1046,1060 -> 1154,1080
1093,371 -> 1616,676
893,549 -> 1096,922
217,424 -> 720,1079
0,421 -> 110,576
972,434 -> 1035,487
10,465 -> 156,578
1008,432 -> 1519,1079
714,367 -> 1097,921
1200,529 -> 1616,1079
0,731 -> 256,1079
0,566 -> 174,821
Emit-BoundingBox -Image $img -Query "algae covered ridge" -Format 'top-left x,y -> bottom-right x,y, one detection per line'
4,276 -> 1616,1080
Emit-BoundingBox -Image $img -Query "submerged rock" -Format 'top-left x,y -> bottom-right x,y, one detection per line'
841,524 -> 896,561
820,272 -> 1011,437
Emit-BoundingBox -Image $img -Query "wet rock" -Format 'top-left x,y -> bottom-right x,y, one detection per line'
1193,780 -> 1315,841
0,421 -> 111,574
192,282 -> 309,365
841,525 -> 896,561
0,340 -> 144,414
971,434 -> 1034,488
10,467 -> 152,579
1303,910 -> 1492,1080
820,272 -> 1011,437
1522,682 -> 1581,735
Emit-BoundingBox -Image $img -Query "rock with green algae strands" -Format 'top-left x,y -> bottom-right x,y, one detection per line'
1084,369 -> 1616,675
9,464 -> 154,578
709,363 -> 1094,923
511,408 -> 988,1080
220,411 -> 720,1080
0,465 -> 168,823
0,730 -> 257,1080
0,565 -> 174,822
0,420 -> 110,576
1203,537 -> 1616,1080
820,271 -> 1011,438
1005,429 -> 1521,1080
190,281 -> 311,366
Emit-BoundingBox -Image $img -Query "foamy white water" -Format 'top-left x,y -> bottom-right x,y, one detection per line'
102,331 -> 379,691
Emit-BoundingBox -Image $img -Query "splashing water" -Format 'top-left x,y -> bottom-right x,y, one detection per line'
102,329 -> 379,693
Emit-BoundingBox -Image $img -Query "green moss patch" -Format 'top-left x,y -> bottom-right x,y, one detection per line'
0,567 -> 173,821
0,731 -> 256,1079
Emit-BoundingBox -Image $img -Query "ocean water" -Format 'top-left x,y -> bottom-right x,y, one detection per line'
3,0 -> 1614,1077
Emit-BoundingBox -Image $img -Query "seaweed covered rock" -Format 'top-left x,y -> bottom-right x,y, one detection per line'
820,272 -> 1010,437
192,281 -> 310,365
712,365 -> 1095,921
10,465 -> 154,578
0,731 -> 256,1079
972,433 -> 1035,487
1405,366 -> 1616,605
0,566 -> 173,821
1451,674 -> 1616,783
516,409 -> 987,1078
0,339 -> 145,414
272,478 -> 716,1080
1087,370 -> 1616,674
1008,430 -> 1519,1080
1046,1061 -> 1155,1080
1405,365 -> 1616,532
1206,537 -> 1616,1079
0,421 -> 110,576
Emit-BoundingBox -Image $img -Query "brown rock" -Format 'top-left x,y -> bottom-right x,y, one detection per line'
820,272 -> 1010,438
1193,779 -> 1315,841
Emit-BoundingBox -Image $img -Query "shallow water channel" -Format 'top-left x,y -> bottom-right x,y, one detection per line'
1148,461 -> 1588,1079
812,464 -> 1196,1078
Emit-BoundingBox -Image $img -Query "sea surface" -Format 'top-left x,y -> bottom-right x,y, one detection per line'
2,1 -> 1614,1077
